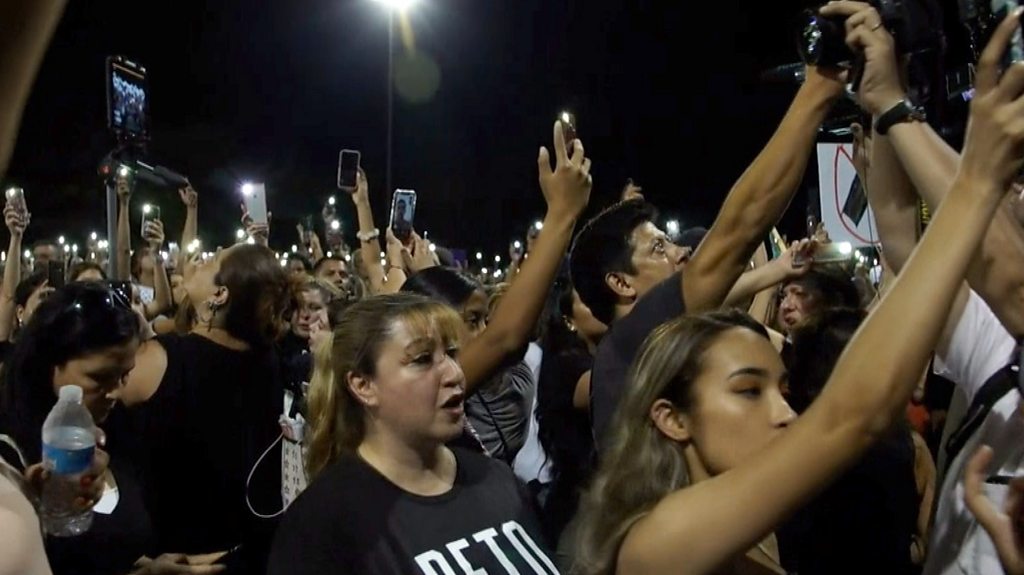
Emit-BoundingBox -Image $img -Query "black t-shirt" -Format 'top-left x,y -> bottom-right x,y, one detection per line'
536,348 -> 594,544
131,333 -> 283,572
591,272 -> 684,450
777,426 -> 920,575
268,447 -> 560,575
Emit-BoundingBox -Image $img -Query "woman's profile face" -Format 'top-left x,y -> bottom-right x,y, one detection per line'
185,245 -> 239,307
679,327 -> 796,476
363,320 -> 466,444
52,338 -> 139,424
459,289 -> 489,340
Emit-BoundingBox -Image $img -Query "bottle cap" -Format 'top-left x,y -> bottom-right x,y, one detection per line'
57,385 -> 83,403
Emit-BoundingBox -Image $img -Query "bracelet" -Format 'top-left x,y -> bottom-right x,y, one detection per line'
357,228 -> 380,242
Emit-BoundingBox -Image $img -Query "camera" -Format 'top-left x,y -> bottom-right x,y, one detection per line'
796,0 -> 944,67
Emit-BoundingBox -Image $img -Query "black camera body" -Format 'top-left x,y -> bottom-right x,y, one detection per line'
797,0 -> 945,66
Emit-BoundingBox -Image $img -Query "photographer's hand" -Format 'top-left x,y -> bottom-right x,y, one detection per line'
819,1 -> 905,116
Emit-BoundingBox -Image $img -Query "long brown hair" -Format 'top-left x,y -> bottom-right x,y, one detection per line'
571,310 -> 768,575
214,245 -> 290,348
305,293 -> 464,480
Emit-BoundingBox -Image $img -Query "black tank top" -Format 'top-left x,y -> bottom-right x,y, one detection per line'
131,333 -> 283,571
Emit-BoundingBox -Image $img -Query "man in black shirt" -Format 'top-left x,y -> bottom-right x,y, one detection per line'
570,68 -> 845,449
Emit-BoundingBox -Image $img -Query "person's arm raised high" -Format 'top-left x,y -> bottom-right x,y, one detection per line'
619,8 -> 1023,574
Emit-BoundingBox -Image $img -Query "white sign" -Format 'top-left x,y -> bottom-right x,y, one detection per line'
816,143 -> 879,248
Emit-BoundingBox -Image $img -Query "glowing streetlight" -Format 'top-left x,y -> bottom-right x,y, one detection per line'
372,0 -> 418,11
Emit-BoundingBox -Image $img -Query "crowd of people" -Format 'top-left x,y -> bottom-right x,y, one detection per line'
2,1 -> 1024,574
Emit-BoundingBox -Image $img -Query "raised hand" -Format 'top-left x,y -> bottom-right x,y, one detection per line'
143,219 -> 165,250
178,184 -> 198,209
959,7 -> 1024,191
4,203 -> 28,237
351,169 -> 370,206
408,231 -> 439,272
776,238 -> 817,278
116,172 -> 133,202
819,1 -> 906,116
964,445 -> 1024,575
621,178 -> 644,202
538,121 -> 592,222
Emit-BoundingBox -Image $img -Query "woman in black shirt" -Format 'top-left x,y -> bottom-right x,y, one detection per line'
122,244 -> 291,573
269,294 -> 558,575
0,282 -> 149,575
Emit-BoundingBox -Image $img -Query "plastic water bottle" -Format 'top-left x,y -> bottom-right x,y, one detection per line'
40,385 -> 96,537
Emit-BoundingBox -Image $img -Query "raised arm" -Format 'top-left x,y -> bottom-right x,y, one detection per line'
682,69 -> 843,313
621,8 -> 1020,574
142,220 -> 171,320
350,171 -> 391,295
177,184 -> 198,270
115,174 -> 132,281
0,204 -> 27,342
459,121 -> 591,393
0,0 -> 66,177
856,25 -> 1024,335
723,240 -> 812,309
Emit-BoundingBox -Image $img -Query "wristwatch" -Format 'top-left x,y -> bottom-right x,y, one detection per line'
874,100 -> 926,135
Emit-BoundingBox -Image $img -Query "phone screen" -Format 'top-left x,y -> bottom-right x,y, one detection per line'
47,261 -> 65,291
560,112 -> 577,149
5,187 -> 26,214
389,189 -> 417,242
242,183 -> 269,225
337,150 -> 361,190
106,57 -> 149,139
141,205 -> 161,239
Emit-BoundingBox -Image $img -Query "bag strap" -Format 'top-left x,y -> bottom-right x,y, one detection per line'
945,347 -> 1021,464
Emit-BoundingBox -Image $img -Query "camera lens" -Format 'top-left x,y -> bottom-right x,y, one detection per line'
796,9 -> 854,67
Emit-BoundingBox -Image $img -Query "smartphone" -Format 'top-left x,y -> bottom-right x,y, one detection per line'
5,187 -> 26,214
47,260 -> 65,290
842,175 -> 869,225
559,111 -> 577,150
141,204 -> 161,239
813,242 -> 853,264
106,56 -> 149,139
241,183 -> 269,225
337,150 -> 361,191
301,215 -> 315,245
389,189 -> 417,242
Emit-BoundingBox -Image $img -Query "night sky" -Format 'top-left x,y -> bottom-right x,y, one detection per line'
6,0 -> 965,258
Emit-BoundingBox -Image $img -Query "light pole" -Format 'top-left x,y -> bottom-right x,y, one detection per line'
373,0 -> 416,204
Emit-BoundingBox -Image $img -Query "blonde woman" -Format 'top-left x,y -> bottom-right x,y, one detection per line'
269,295 -> 557,574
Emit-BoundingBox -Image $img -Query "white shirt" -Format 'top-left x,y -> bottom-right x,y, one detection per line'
924,290 -> 1021,575
512,343 -> 553,485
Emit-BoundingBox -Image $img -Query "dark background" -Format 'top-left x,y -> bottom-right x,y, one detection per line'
5,0 -> 971,259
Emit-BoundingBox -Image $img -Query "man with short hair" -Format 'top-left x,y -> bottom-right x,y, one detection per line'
571,68 -> 845,448
30,239 -> 58,272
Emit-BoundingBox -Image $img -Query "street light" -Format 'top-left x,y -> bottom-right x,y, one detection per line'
372,0 -> 419,200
